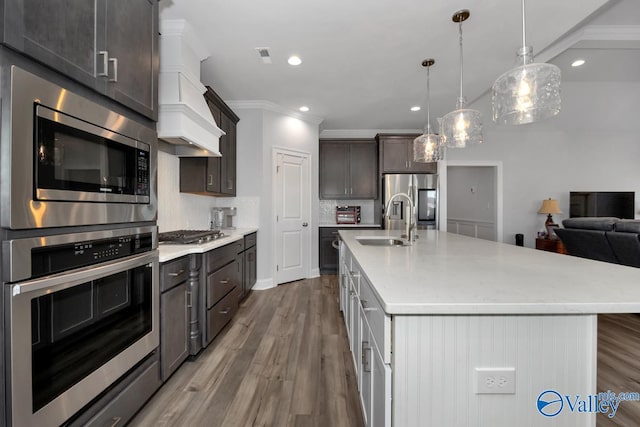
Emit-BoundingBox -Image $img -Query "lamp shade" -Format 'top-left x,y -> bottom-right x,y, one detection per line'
413,132 -> 442,162
492,57 -> 561,125
440,104 -> 483,148
538,198 -> 562,215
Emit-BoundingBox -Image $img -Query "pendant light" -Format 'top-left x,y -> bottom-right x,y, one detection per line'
492,0 -> 561,125
413,59 -> 443,162
441,9 -> 483,148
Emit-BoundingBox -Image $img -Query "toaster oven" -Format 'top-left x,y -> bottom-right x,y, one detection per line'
336,206 -> 361,224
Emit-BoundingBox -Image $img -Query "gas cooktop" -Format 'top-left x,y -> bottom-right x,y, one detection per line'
158,229 -> 225,245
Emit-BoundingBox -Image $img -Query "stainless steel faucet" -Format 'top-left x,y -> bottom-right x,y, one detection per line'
385,192 -> 416,244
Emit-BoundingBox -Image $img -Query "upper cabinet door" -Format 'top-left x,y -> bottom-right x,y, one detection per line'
105,0 -> 158,120
380,138 -> 410,173
1,0 -> 103,91
349,142 -> 378,199
319,142 -> 349,199
0,0 -> 158,120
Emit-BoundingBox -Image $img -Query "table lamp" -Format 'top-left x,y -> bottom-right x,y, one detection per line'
538,198 -> 562,227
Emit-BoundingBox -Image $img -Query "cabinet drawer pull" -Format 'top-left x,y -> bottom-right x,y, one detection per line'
362,341 -> 371,372
349,270 -> 360,278
168,269 -> 185,277
108,57 -> 118,82
220,307 -> 231,315
98,51 -> 109,77
219,279 -> 229,284
110,417 -> 122,427
208,174 -> 214,186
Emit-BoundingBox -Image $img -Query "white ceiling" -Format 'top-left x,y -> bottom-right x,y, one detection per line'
160,0 -> 638,131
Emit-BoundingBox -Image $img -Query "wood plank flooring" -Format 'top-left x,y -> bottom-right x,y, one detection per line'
130,276 -> 640,426
130,275 -> 364,427
597,313 -> 640,426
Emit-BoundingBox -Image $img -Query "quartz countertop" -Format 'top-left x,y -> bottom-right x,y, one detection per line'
159,228 -> 258,262
339,229 -> 640,315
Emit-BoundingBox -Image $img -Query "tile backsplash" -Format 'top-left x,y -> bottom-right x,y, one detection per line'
319,199 -> 376,224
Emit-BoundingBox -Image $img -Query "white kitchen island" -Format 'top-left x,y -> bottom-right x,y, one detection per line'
338,229 -> 640,427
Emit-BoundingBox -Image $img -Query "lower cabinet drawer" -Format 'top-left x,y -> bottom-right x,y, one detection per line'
359,274 -> 391,364
207,261 -> 238,308
206,288 -> 238,343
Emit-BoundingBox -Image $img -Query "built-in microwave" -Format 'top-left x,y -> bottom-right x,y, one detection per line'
1,66 -> 157,229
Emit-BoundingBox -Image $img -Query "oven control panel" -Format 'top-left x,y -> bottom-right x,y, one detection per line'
31,233 -> 153,278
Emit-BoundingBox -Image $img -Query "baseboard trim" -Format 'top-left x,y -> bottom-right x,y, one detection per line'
252,278 -> 275,290
310,268 -> 320,278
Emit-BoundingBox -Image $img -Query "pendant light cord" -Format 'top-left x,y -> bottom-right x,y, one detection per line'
458,21 -> 464,101
426,66 -> 431,132
521,0 -> 527,48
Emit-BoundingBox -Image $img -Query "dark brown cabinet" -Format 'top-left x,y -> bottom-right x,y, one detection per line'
180,86 -> 239,196
241,233 -> 257,299
159,256 -> 190,382
0,0 -> 159,120
319,227 -> 379,274
377,134 -> 437,173
319,139 -> 378,199
205,243 -> 241,344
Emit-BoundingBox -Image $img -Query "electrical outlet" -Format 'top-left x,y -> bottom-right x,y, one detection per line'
475,368 -> 516,394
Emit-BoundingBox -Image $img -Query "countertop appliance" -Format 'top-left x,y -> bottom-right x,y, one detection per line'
336,206 -> 361,224
383,174 -> 438,230
2,66 -> 157,229
211,207 -> 237,229
159,229 -> 226,244
4,226 -> 158,427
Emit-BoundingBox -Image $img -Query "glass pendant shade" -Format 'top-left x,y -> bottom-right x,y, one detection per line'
441,10 -> 483,148
491,0 -> 561,125
413,58 -> 443,162
440,101 -> 483,148
492,47 -> 561,125
413,128 -> 442,162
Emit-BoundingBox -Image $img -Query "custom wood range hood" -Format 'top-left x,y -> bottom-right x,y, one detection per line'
157,19 -> 223,156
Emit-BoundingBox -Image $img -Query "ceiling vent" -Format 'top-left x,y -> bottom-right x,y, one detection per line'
255,47 -> 272,64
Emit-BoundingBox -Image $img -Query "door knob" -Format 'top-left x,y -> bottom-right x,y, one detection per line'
302,222 -> 308,227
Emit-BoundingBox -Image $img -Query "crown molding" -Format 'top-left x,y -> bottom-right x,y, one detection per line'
225,100 -> 324,125
319,129 -> 423,139
538,25 -> 640,63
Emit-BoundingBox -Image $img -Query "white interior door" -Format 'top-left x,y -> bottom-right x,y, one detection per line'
275,150 -> 310,284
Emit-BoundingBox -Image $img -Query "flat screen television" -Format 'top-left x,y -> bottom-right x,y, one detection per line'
570,191 -> 635,218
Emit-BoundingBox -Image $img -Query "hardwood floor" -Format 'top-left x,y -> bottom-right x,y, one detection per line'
130,276 -> 640,427
597,313 -> 640,426
130,275 -> 364,427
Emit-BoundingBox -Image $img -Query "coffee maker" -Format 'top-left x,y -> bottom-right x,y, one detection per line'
211,207 -> 237,229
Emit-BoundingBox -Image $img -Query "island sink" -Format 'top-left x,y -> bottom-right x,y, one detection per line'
355,236 -> 407,246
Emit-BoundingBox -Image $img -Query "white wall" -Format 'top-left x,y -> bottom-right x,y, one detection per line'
447,166 -> 496,223
446,81 -> 640,247
232,108 -> 320,288
157,143 -> 219,231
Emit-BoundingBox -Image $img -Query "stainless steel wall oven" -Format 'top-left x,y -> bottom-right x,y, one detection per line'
1,66 -> 157,229
3,226 -> 158,427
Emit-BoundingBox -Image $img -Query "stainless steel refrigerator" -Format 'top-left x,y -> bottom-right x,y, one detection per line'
383,174 -> 438,230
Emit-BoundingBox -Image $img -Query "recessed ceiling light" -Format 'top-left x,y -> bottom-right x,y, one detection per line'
571,59 -> 586,67
411,106 -> 421,112
299,106 -> 309,112
288,56 -> 302,66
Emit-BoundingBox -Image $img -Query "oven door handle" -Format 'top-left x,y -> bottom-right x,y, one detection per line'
11,251 -> 158,297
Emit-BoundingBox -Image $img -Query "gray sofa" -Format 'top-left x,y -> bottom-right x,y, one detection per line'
555,217 -> 640,267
